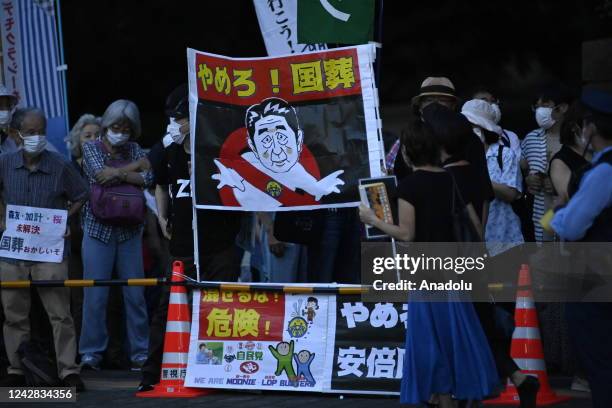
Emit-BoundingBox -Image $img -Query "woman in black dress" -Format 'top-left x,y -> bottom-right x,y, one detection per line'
359,119 -> 498,407
550,102 -> 590,205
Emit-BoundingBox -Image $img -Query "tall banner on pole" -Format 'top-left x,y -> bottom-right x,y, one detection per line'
187,45 -> 384,212
0,0 -> 68,155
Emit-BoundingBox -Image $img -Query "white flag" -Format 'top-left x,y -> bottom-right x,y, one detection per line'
253,0 -> 327,56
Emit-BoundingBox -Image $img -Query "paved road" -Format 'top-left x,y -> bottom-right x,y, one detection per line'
2,370 -> 594,407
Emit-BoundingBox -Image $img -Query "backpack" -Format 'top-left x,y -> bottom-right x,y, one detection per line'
16,341 -> 61,387
89,141 -> 145,226
495,140 -> 531,229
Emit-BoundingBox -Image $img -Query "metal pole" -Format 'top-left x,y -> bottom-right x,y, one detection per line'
55,0 -> 70,156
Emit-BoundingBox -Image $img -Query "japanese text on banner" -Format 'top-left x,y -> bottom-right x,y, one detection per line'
195,48 -> 362,105
0,205 -> 67,263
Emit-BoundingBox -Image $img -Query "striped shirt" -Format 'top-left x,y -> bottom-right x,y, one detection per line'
81,140 -> 153,244
520,128 -> 559,241
0,150 -> 88,209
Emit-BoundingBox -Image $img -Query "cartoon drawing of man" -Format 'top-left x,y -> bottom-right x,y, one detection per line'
294,350 -> 316,384
268,340 -> 297,381
212,97 -> 345,209
302,297 -> 319,323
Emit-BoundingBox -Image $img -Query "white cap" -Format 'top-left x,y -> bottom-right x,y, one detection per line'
461,99 -> 502,135
0,84 -> 18,105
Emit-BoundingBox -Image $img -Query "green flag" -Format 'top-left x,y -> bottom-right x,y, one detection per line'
297,0 -> 375,45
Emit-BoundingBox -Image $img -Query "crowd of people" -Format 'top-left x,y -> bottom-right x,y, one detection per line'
0,75 -> 610,408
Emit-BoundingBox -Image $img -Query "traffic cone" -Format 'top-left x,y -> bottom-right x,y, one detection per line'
485,264 -> 570,406
137,261 -> 210,398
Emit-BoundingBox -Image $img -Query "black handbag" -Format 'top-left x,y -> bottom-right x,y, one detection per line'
273,210 -> 324,245
448,172 -> 481,243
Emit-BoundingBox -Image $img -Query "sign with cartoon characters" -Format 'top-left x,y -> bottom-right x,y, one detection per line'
185,290 -> 408,395
185,289 -> 330,391
187,45 -> 384,211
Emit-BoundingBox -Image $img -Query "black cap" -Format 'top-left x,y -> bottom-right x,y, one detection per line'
165,84 -> 189,119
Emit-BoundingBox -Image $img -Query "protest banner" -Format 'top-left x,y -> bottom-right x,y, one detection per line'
187,44 -> 384,211
331,296 -> 406,394
185,289 -> 331,391
185,289 -> 406,395
253,0 -> 327,56
0,204 -> 68,263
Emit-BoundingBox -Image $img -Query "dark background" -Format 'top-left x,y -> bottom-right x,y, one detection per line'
61,0 -> 612,148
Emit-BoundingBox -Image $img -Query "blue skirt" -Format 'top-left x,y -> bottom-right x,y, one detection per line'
400,297 -> 499,404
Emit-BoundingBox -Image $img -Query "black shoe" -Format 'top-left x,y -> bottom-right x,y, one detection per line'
62,374 -> 85,392
517,375 -> 540,408
137,382 -> 154,392
0,374 -> 26,387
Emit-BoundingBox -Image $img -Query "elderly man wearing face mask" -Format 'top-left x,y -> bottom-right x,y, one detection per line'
0,107 -> 88,389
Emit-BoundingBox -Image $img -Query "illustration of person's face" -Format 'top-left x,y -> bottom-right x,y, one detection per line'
307,301 -> 316,309
297,350 -> 310,363
249,114 -> 303,173
277,342 -> 290,355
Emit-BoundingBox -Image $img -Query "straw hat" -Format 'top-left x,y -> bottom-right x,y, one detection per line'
411,77 -> 458,105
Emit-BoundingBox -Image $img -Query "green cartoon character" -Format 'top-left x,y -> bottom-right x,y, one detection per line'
268,340 -> 296,380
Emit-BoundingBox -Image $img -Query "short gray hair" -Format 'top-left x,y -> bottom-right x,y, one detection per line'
66,113 -> 101,158
100,99 -> 141,139
11,107 -> 47,131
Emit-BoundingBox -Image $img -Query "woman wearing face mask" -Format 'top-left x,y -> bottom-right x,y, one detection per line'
520,86 -> 572,242
63,114 -> 102,339
66,114 -> 101,172
79,99 -> 153,371
549,102 -> 591,205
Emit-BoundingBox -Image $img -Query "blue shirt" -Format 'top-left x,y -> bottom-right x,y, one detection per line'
552,146 -> 612,241
485,143 -> 524,256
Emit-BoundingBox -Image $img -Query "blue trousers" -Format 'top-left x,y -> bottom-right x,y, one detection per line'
566,302 -> 612,408
79,231 -> 149,362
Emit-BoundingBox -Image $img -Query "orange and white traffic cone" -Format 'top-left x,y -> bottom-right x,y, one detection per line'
137,261 -> 210,398
485,264 -> 570,406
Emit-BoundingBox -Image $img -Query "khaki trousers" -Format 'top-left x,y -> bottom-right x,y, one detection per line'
0,260 -> 79,379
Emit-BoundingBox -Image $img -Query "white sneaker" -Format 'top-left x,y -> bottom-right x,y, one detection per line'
570,377 -> 590,393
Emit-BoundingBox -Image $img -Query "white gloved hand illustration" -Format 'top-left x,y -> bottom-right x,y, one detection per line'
313,169 -> 345,201
211,159 -> 246,192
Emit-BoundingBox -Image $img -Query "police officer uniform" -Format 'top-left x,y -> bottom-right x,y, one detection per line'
551,88 -> 612,408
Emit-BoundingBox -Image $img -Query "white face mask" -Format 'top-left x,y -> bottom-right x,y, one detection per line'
535,107 -> 556,130
491,103 -> 501,124
20,134 -> 47,156
166,118 -> 187,144
0,110 -> 12,126
106,129 -> 129,146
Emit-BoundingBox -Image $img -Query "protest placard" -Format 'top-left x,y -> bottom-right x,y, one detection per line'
0,205 -> 68,263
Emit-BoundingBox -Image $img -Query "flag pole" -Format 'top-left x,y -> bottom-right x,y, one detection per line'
55,0 -> 70,156
374,0 -> 384,86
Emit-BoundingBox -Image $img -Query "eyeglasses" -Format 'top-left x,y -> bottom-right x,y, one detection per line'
18,130 -> 45,137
